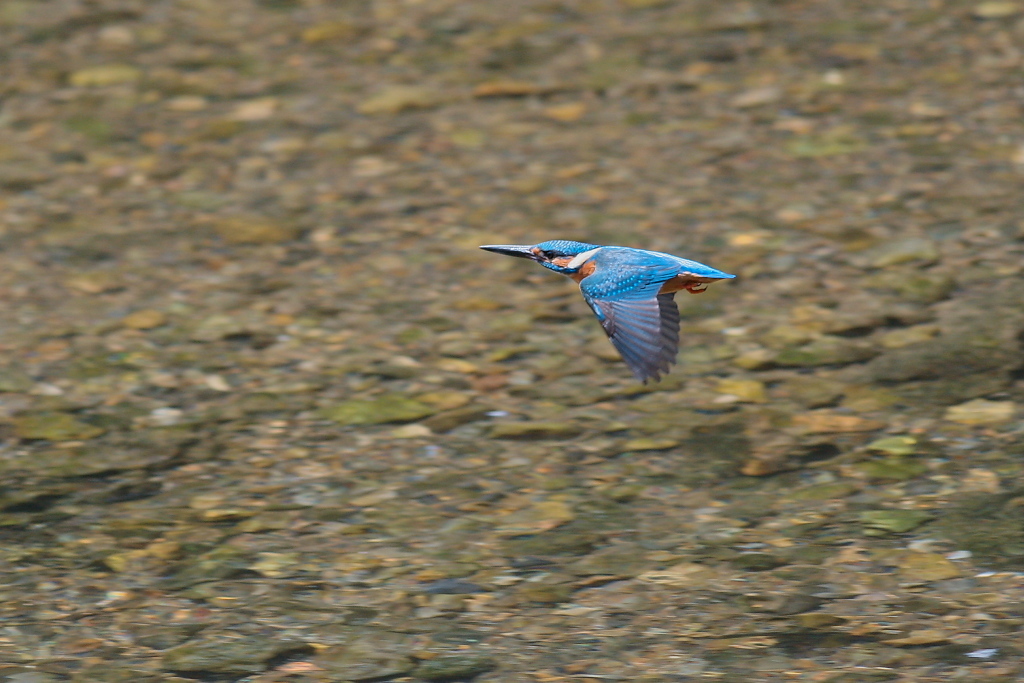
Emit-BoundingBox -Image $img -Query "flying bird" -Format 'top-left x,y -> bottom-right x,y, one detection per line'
480,240 -> 735,382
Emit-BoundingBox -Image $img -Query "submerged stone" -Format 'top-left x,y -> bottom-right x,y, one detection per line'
715,378 -> 768,403
786,482 -> 858,501
121,309 -> 167,330
316,633 -> 416,680
501,528 -> 598,556
160,545 -> 251,590
897,553 -> 960,582
0,366 -> 34,392
321,396 -> 436,425
795,613 -> 847,629
422,406 -> 491,432
619,437 -> 680,452
414,654 -> 496,681
162,635 -> 310,674
213,217 -> 299,245
357,86 -> 440,115
488,421 -> 583,439
865,237 -> 939,267
69,64 -> 141,87
860,509 -> 933,534
792,411 -> 884,434
933,491 -> 1024,568
866,436 -> 918,456
567,543 -> 652,577
495,500 -> 575,535
516,583 -> 572,604
13,412 -> 104,441
775,337 -> 878,367
854,456 -> 927,481
944,399 -> 1016,425
730,552 -> 788,571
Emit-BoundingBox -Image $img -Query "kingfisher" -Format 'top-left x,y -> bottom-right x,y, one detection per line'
480,240 -> 735,383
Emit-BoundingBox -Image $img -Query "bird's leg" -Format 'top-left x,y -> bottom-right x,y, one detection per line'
682,282 -> 708,294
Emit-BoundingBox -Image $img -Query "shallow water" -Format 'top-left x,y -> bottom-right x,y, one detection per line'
2,0 -> 1024,680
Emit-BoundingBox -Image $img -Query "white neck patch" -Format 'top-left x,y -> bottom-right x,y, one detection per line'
566,247 -> 601,270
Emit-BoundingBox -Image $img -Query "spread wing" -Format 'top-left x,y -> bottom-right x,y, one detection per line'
584,294 -> 681,382
578,250 -> 683,382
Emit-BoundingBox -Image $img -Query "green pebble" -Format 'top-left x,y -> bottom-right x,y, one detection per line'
13,412 -> 104,441
866,435 -> 918,456
854,456 -> 927,481
415,654 -> 496,682
860,509 -> 933,534
320,395 -> 436,425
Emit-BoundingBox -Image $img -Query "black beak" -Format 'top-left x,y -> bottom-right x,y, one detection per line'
479,244 -> 539,261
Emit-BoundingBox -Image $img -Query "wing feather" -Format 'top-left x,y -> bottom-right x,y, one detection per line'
577,248 -> 690,382
586,295 -> 682,382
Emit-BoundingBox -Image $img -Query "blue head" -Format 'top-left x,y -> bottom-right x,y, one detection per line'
480,240 -> 602,274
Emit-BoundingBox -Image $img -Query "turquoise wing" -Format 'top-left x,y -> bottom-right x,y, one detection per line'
578,250 -> 683,382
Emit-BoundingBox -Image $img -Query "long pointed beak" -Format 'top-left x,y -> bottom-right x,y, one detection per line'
479,244 -> 539,260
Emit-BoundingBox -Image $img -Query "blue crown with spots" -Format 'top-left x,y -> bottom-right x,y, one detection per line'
534,240 -> 601,257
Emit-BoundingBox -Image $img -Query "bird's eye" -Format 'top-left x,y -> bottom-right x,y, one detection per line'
541,250 -> 560,259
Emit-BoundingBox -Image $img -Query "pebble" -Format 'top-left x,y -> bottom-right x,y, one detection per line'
228,98 -> 278,122
13,412 -> 104,441
0,367 -> 34,392
620,437 -> 680,451
415,654 -> 496,681
775,337 -> 878,367
69,64 -> 141,87
301,20 -> 360,43
473,80 -> 550,97
421,406 -> 491,432
620,0 -> 671,8
860,509 -> 933,534
543,103 -> 587,123
213,216 -> 299,245
162,635 -> 310,674
795,613 -> 846,629
897,552 -> 961,582
715,378 -> 768,403
884,629 -> 950,646
866,237 -> 940,268
866,435 -> 917,456
66,271 -> 122,294
316,634 -> 416,680
730,86 -> 782,109
495,500 -> 575,536
357,86 -> 441,115
121,309 -> 167,330
878,324 -> 940,349
854,456 -> 928,481
972,1 -> 1021,18
323,395 -> 435,425
792,411 -> 885,434
944,399 -> 1016,425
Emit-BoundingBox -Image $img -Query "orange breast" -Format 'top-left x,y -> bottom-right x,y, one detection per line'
569,259 -> 597,282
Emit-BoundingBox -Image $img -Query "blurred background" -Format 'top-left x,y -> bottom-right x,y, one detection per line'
2,0 -> 1024,680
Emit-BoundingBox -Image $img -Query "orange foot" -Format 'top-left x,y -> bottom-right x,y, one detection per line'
683,282 -> 708,294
